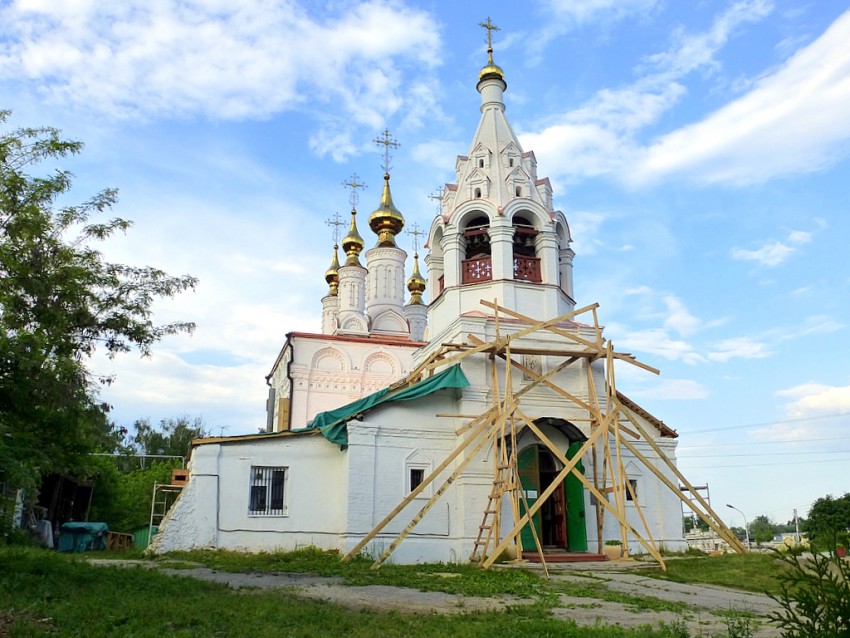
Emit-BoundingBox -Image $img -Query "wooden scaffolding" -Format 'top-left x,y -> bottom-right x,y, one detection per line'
342,300 -> 744,571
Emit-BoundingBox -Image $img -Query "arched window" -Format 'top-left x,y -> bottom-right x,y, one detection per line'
512,214 -> 541,283
461,215 -> 491,284
474,187 -> 482,198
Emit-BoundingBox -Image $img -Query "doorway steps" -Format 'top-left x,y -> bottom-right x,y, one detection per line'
521,549 -> 607,563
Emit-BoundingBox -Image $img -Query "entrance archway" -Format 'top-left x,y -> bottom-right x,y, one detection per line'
518,442 -> 588,552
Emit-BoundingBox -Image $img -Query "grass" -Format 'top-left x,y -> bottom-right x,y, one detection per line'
1,547 -> 693,638
633,552 -> 792,596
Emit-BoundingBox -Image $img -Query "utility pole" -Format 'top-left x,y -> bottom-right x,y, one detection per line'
794,508 -> 801,543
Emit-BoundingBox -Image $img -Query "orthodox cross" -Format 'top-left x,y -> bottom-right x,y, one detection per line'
374,128 -> 400,173
406,222 -> 424,254
342,173 -> 367,207
325,211 -> 345,244
428,186 -> 447,214
479,17 -> 500,49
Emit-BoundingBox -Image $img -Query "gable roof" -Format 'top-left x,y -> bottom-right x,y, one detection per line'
617,391 -> 678,438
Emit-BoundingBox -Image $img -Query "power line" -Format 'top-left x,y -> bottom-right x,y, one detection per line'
679,435 -> 850,449
682,449 -> 850,459
687,411 -> 849,435
684,457 -> 850,469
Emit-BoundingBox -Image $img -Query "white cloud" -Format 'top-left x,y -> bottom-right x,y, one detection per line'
641,0 -> 773,76
0,0 -> 442,144
706,337 -> 771,362
630,378 -> 711,400
731,241 -> 795,266
545,0 -> 660,24
662,295 -> 700,337
731,229 -> 812,266
618,328 -> 705,365
630,9 -> 850,185
565,210 -> 608,255
776,382 -> 850,418
525,1 -> 775,182
95,350 -> 267,432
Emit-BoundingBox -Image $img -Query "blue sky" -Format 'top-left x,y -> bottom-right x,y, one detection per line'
2,0 -> 849,529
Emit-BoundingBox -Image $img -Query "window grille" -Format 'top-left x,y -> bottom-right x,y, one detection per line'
409,468 -> 425,492
249,466 -> 287,515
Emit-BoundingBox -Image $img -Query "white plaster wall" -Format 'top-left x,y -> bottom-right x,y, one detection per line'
151,444 -> 223,552
274,335 -> 417,429
341,392 -> 477,563
153,434 -> 348,554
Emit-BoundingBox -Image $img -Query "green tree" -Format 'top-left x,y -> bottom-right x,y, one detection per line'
0,110 -> 197,501
749,514 -> 777,544
804,493 -> 850,551
88,458 -> 179,532
130,415 -> 209,460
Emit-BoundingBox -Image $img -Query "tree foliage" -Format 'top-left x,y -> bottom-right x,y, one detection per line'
88,458 -> 180,533
0,110 -> 197,496
749,514 -> 777,544
769,550 -> 850,637
804,493 -> 850,551
129,415 -> 209,459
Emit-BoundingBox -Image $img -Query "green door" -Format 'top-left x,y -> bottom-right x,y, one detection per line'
565,442 -> 588,551
517,446 -> 541,551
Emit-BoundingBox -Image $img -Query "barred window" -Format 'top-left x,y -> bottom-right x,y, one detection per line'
249,466 -> 287,515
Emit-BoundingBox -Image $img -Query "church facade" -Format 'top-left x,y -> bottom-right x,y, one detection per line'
152,38 -> 687,562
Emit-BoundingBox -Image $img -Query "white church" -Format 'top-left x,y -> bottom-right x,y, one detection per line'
152,33 -> 692,564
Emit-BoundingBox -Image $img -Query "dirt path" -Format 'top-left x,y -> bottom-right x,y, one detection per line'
89,559 -> 783,635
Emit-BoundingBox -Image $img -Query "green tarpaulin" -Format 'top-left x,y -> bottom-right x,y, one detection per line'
301,364 -> 469,446
58,522 -> 109,553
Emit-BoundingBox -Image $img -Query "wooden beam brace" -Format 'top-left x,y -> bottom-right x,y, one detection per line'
372,415 -> 508,568
341,414 -> 494,562
612,406 -> 745,553
514,408 -> 667,570
479,299 -> 601,350
481,410 -> 614,569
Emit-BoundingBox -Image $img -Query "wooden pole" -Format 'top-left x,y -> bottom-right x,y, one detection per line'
372,420 -> 504,568
514,408 -> 666,567
341,414 -> 494,562
481,413 -> 613,569
617,430 -> 745,553
421,303 -> 602,373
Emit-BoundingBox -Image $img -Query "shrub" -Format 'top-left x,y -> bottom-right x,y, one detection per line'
768,550 -> 850,637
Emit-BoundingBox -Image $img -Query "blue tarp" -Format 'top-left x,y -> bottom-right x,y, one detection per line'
301,364 -> 469,446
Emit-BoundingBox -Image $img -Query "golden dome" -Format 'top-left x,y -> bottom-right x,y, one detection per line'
369,173 -> 405,246
406,252 -> 426,304
341,208 -> 365,266
324,244 -> 340,295
478,47 -> 505,83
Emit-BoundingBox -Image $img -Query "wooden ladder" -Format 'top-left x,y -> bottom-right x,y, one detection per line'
469,464 -> 511,563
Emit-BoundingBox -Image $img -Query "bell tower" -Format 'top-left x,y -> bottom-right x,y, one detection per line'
425,21 -> 575,345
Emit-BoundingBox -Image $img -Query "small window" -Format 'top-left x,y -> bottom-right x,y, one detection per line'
249,466 -> 287,515
406,463 -> 431,496
474,187 -> 481,198
509,158 -> 514,167
410,468 -> 425,492
626,479 -> 638,502
478,158 -> 484,168
515,186 -> 521,197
